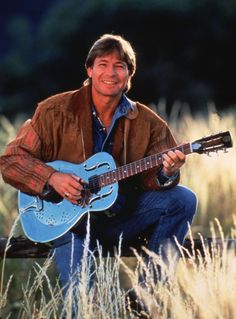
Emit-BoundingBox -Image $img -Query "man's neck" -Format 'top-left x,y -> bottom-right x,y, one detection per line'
92,92 -> 122,121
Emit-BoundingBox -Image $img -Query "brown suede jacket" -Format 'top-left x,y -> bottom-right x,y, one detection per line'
0,84 -> 180,195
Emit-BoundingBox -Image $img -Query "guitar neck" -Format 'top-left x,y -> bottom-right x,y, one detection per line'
98,143 -> 192,187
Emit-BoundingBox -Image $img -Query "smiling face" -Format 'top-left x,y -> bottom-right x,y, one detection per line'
87,50 -> 131,101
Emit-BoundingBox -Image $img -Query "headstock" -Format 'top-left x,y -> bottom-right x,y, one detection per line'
191,131 -> 233,154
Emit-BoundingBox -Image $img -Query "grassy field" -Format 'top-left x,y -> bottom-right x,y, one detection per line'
0,104 -> 235,318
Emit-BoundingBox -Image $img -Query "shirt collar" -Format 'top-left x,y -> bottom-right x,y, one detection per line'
115,93 -> 133,117
92,93 -> 133,121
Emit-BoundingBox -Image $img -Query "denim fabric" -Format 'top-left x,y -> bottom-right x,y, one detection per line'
53,185 -> 197,287
92,93 -> 132,154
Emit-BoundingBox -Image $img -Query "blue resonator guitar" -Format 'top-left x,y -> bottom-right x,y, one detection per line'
18,131 -> 232,242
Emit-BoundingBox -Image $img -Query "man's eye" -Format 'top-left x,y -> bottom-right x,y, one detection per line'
116,64 -> 125,69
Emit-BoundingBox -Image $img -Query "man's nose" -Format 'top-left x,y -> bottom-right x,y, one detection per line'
106,64 -> 116,75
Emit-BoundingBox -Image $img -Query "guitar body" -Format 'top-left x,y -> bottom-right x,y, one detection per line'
19,152 -> 118,242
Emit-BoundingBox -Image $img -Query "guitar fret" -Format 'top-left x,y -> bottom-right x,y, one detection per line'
129,163 -> 132,176
139,160 -> 142,172
123,165 -> 128,177
134,162 -> 137,174
151,155 -> 156,167
120,167 -> 123,179
110,171 -> 113,183
144,159 -> 147,170
118,167 -> 121,179
100,174 -> 105,187
112,170 -> 117,182
126,163 -> 130,178
109,171 -> 113,183
149,157 -> 153,168
154,155 -> 158,166
138,161 -> 141,171
141,159 -> 145,171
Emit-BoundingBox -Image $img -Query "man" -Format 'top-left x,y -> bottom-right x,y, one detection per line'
0,34 -> 197,287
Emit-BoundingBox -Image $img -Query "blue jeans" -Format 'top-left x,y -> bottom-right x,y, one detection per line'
52,185 -> 197,286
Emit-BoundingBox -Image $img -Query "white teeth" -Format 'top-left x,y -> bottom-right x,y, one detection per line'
103,80 -> 116,84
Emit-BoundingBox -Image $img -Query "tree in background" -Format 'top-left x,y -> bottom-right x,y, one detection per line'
0,0 -> 236,117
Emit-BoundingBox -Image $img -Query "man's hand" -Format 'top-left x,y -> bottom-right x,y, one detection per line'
162,149 -> 185,177
48,172 -> 86,205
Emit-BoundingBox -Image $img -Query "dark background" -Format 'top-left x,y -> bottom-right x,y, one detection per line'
0,0 -> 236,118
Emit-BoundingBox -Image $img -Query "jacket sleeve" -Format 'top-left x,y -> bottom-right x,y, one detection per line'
140,120 -> 180,191
0,119 -> 55,195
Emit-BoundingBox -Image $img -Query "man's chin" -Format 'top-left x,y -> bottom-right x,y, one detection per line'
101,89 -> 122,97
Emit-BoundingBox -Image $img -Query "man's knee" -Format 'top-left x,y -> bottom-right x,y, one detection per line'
178,186 -> 198,219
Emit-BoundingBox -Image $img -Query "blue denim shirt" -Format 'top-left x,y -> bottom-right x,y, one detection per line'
92,93 -> 132,154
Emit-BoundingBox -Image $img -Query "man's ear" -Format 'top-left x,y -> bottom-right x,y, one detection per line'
87,67 -> 92,78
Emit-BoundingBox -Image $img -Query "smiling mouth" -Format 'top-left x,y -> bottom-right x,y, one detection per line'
102,80 -> 117,85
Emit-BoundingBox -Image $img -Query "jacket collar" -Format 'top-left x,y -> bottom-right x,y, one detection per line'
125,98 -> 138,119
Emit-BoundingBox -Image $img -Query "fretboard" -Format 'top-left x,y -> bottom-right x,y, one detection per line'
98,143 -> 192,187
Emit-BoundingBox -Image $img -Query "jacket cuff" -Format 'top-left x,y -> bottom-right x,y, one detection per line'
156,169 -> 180,187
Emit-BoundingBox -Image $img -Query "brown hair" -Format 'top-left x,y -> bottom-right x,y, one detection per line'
84,34 -> 136,92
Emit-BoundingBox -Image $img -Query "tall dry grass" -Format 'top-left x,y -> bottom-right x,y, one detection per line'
2,220 -> 236,318
0,104 -> 235,318
123,219 -> 236,319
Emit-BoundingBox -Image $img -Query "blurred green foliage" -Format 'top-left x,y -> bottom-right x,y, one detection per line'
0,0 -> 236,117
